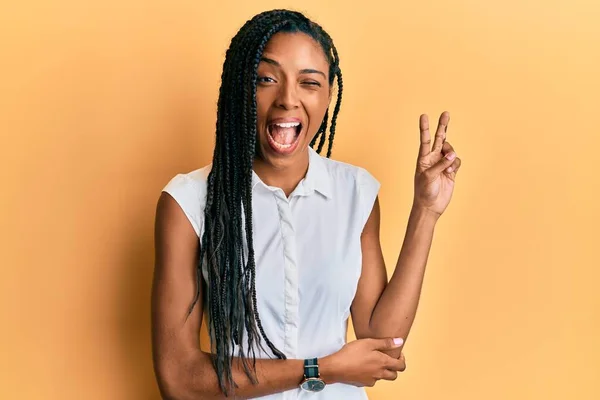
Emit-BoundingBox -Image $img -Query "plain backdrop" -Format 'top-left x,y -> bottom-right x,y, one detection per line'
1,1 -> 599,399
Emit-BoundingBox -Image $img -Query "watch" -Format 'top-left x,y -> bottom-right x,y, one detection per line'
299,358 -> 326,392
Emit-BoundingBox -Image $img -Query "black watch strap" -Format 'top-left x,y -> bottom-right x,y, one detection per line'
304,358 -> 319,378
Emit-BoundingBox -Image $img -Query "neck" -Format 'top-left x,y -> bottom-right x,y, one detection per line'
252,148 -> 310,198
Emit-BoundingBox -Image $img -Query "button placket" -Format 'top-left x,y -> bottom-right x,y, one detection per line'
273,190 -> 300,364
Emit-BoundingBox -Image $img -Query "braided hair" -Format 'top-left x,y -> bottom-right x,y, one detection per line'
186,9 -> 344,396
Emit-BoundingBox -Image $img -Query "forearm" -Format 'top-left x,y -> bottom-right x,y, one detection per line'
369,206 -> 438,353
170,349 -> 337,400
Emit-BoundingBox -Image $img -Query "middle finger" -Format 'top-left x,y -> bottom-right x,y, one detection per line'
432,111 -> 450,153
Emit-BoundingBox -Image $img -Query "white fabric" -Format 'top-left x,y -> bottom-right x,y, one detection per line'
162,146 -> 380,400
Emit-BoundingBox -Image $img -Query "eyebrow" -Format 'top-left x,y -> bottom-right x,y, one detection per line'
260,57 -> 326,79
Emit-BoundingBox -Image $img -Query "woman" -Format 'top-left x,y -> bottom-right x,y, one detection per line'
152,9 -> 461,400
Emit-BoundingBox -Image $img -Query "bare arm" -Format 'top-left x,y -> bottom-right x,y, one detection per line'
350,197 -> 438,359
151,193 -> 337,399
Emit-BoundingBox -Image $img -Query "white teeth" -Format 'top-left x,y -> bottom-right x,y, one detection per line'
273,122 -> 300,128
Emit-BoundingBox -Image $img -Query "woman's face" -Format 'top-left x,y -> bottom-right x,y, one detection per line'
255,32 -> 331,166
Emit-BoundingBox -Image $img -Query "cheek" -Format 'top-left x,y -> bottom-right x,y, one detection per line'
306,93 -> 330,137
255,91 -> 271,131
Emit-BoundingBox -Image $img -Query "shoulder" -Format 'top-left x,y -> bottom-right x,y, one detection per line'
163,164 -> 212,193
320,155 -> 380,192
161,163 -> 212,208
319,155 -> 381,228
161,164 -> 212,237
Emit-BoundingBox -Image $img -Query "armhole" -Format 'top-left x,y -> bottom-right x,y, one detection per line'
161,174 -> 203,238
357,167 -> 381,230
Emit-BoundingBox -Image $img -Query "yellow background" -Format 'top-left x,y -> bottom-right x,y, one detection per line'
1,1 -> 599,399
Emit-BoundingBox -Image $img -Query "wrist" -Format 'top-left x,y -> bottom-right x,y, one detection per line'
318,355 -> 340,384
410,204 -> 441,223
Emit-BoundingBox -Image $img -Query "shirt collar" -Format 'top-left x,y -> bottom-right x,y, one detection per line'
251,146 -> 333,199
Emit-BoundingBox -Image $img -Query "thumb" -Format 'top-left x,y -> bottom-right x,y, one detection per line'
373,337 -> 404,351
428,151 -> 456,176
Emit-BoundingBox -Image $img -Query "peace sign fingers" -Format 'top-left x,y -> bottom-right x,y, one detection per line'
419,111 -> 450,157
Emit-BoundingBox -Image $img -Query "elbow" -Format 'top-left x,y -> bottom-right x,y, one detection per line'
155,364 -> 185,400
353,320 -> 378,340
154,360 -> 196,400
155,354 -> 219,400
353,328 -> 372,341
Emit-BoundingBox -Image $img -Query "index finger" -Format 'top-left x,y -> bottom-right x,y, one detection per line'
419,114 -> 431,157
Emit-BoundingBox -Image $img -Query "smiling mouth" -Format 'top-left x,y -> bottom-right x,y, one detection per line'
267,122 -> 302,150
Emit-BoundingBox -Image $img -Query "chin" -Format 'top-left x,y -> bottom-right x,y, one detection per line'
259,141 -> 304,165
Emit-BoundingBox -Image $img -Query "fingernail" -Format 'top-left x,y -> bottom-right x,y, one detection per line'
446,152 -> 456,160
393,338 -> 404,346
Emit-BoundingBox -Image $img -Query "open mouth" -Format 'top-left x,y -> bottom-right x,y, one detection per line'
266,121 -> 302,153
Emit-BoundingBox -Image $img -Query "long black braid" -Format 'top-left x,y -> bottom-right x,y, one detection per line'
185,9 -> 344,396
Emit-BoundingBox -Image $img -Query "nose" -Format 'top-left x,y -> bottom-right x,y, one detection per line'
275,80 -> 300,110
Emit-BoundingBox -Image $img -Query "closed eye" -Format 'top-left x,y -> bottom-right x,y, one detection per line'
302,81 -> 321,87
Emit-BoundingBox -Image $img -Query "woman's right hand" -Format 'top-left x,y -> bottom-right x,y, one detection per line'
320,338 -> 407,387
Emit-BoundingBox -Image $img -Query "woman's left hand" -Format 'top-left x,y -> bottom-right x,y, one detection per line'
412,111 -> 462,218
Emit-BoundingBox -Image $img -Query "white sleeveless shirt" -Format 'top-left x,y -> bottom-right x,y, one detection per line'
162,146 -> 380,400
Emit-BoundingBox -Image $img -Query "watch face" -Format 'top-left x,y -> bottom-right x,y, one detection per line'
301,378 -> 325,392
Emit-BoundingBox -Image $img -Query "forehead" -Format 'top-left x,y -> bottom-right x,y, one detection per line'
261,32 -> 329,68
